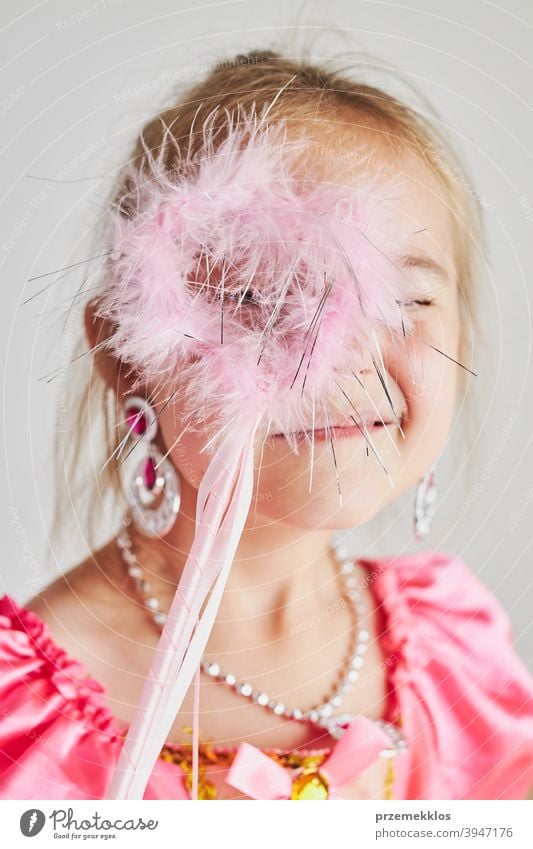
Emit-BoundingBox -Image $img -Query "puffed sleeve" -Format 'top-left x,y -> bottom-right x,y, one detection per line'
375,552 -> 533,800
0,595 -> 126,799
0,595 -> 191,800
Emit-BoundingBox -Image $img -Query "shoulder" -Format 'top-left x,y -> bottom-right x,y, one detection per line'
22,538 -> 135,668
360,549 -> 503,650
0,570 -> 118,709
372,548 -> 514,643
373,547 -> 529,686
22,566 -> 99,660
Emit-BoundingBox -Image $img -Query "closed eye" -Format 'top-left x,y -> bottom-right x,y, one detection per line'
397,297 -> 435,308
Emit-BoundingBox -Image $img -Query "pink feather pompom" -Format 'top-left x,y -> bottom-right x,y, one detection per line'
95,107 -> 414,452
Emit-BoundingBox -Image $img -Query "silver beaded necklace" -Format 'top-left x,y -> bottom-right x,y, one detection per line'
116,517 -> 370,739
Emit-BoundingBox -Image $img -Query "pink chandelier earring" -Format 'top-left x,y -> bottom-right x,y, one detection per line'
122,395 -> 181,537
414,464 -> 437,540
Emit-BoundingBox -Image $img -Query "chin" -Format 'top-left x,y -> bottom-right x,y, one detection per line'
248,500 -> 384,532
247,471 -> 398,530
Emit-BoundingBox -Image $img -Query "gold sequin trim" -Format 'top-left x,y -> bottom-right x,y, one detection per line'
155,720 -> 403,800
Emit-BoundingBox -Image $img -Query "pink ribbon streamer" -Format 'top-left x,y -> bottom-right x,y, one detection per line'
106,412 -> 261,799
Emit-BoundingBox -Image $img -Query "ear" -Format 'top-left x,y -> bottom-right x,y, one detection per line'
83,296 -> 139,398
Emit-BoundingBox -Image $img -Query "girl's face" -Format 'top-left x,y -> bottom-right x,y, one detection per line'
152,145 -> 461,531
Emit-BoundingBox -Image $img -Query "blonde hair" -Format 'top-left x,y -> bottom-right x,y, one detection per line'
50,49 -> 486,557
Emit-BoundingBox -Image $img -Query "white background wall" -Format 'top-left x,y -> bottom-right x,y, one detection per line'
1,0 -> 532,664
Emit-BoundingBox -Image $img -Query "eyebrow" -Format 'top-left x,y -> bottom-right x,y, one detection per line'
399,254 -> 450,280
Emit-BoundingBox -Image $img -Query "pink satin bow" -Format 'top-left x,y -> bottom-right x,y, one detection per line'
226,715 -> 391,799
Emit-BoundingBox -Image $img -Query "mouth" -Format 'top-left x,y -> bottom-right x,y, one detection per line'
269,420 -> 397,443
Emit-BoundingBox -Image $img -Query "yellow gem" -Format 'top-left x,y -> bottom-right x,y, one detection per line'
291,771 -> 329,800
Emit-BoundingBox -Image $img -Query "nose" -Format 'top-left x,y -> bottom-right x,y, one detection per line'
350,340 -> 375,379
338,326 -> 408,419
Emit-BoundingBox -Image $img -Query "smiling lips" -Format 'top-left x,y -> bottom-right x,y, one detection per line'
270,420 -> 396,442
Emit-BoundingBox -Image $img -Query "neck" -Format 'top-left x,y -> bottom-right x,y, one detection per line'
124,476 -> 337,633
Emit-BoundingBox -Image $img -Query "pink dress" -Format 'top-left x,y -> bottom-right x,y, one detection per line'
1,550 -> 533,800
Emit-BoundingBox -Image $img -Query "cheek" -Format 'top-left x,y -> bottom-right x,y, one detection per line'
157,406 -> 211,491
407,349 -> 457,444
396,308 -> 460,468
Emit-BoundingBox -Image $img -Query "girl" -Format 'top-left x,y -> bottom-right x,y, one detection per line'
1,50 -> 533,801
